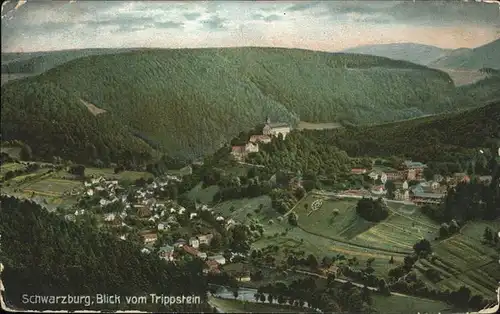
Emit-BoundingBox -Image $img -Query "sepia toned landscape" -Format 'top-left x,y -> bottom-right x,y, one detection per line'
1,1 -> 499,313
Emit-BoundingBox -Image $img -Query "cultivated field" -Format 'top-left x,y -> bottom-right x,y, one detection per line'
0,162 -> 27,178
253,217 -> 408,277
84,167 -> 153,181
22,178 -> 81,197
253,194 -> 447,277
352,209 -> 439,251
293,194 -> 438,252
415,220 -> 500,298
371,294 -> 451,313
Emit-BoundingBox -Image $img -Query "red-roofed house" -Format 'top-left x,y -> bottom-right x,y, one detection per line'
231,146 -> 246,161
386,171 -> 405,181
453,173 -> 471,184
249,135 -> 271,144
204,260 -> 220,274
351,168 -> 367,175
371,185 -> 386,195
183,245 -> 200,256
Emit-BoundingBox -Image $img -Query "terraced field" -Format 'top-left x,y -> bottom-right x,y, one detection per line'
253,214 -> 408,277
352,210 -> 439,251
23,178 -> 81,197
415,225 -> 500,298
293,194 -> 439,252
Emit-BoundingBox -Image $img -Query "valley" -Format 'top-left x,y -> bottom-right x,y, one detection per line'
2,101 -> 499,312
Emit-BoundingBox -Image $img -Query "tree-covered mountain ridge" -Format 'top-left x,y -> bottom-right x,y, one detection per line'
325,99 -> 500,164
0,47 -> 496,164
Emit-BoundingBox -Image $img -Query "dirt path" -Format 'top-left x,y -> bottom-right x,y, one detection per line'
296,121 -> 343,130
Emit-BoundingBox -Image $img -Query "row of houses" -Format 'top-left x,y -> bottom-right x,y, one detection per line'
352,160 -> 429,182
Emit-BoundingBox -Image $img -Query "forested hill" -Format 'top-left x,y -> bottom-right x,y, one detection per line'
342,43 -> 450,66
1,48 -> 136,73
322,100 -> 500,164
429,39 -> 500,70
0,47 -> 495,164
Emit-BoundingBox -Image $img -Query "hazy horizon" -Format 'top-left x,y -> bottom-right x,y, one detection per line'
1,0 -> 499,53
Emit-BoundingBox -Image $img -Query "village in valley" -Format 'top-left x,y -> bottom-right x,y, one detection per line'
1,116 -> 499,313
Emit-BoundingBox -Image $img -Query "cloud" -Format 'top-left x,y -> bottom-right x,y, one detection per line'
184,12 -> 201,20
155,21 -> 184,29
252,13 -> 283,22
200,15 -> 226,30
1,0 -> 499,52
286,2 -> 321,12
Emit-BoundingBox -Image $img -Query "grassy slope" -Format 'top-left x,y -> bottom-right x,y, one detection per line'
325,100 -> 500,162
1,47 -> 462,162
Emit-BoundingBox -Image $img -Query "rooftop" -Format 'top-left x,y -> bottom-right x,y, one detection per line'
249,135 -> 271,142
183,245 -> 199,256
208,255 -> 225,260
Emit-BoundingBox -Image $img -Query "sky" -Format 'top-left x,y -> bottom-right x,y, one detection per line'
1,0 -> 499,53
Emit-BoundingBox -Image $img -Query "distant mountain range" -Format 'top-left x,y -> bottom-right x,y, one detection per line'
343,43 -> 451,67
342,39 -> 500,70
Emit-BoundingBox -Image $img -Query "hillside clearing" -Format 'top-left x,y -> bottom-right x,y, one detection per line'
296,121 -> 343,130
80,99 -> 107,116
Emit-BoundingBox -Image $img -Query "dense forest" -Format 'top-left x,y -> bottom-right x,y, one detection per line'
316,101 -> 500,167
247,131 -> 352,178
3,47 -> 494,164
0,196 -> 210,311
0,80 -> 154,166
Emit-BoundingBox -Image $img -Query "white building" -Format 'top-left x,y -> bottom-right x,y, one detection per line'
245,142 -> 259,153
402,180 -> 409,190
189,237 -> 200,249
208,255 -> 226,265
262,118 -> 291,139
104,213 -> 115,222
380,172 -> 388,184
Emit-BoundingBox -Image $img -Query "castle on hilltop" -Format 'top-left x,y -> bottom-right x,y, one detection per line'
262,117 -> 291,139
231,117 -> 291,161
